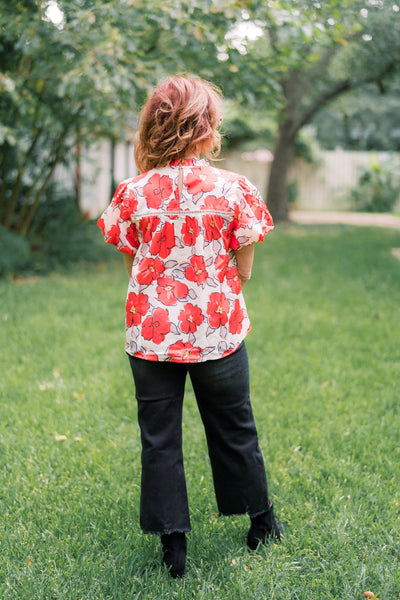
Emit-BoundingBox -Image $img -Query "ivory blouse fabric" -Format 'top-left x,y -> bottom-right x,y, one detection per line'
98,157 -> 273,362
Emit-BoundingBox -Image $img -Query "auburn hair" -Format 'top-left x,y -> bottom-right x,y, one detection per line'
134,76 -> 223,173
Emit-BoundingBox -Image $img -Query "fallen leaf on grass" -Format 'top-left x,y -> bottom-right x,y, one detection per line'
39,382 -> 54,391
55,434 -> 67,441
391,248 -> 400,261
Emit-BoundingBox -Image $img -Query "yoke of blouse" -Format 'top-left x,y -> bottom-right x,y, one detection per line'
98,157 -> 273,362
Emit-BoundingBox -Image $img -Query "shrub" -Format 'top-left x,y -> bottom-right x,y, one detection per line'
349,154 -> 400,212
0,225 -> 31,276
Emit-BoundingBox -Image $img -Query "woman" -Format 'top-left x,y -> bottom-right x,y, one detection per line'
98,75 -> 281,578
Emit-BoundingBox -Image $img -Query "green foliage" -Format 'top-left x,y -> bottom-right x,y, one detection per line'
312,81 -> 400,151
0,225 -> 30,275
0,0 -> 241,236
1,225 -> 400,598
348,155 -> 400,213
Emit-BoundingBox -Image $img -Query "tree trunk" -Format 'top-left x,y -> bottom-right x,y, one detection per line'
266,120 -> 295,222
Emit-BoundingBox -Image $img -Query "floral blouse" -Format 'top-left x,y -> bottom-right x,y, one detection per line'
98,157 -> 273,362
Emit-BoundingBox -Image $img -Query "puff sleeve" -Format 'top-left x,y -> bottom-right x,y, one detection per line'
97,181 -> 139,255
230,177 -> 274,249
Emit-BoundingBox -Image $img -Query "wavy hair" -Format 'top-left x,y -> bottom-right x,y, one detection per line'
134,76 -> 223,173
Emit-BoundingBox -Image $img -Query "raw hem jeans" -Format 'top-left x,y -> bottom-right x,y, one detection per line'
128,341 -> 270,535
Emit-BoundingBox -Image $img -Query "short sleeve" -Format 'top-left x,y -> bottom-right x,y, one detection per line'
231,178 -> 274,249
97,181 -> 139,255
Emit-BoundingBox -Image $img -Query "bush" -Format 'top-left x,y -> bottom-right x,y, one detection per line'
349,155 -> 400,212
0,225 -> 31,276
0,188 -> 115,277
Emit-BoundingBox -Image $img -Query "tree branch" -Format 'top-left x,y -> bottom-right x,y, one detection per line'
296,78 -> 353,132
298,30 -> 363,100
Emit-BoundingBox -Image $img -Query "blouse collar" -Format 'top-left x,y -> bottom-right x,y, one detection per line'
169,157 -> 209,168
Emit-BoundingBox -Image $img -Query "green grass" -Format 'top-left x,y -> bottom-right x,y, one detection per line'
1,224 -> 399,599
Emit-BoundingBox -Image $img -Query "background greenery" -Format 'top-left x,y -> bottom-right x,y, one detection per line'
1,224 -> 399,599
2,0 -> 400,235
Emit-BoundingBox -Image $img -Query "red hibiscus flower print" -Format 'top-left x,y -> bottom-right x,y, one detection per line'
111,182 -> 128,206
215,254 -> 229,282
143,174 -> 173,209
185,255 -> 208,285
137,257 -> 165,285
150,222 -> 175,259
207,292 -> 230,328
140,216 -> 160,243
202,195 -> 229,212
167,341 -> 202,362
120,194 -> 138,221
181,216 -> 200,246
229,299 -> 244,334
202,214 -> 224,242
125,223 -> 139,250
185,167 -> 218,195
126,292 -> 150,327
105,223 -> 120,246
142,308 -> 171,344
156,276 -> 189,306
244,192 -> 268,221
178,303 -> 204,334
167,188 -> 180,214
97,217 -> 105,235
226,267 -> 241,294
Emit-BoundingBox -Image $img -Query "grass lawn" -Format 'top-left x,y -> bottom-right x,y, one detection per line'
1,224 -> 399,599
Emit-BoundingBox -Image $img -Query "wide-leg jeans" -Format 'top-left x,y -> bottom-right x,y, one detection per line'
128,342 -> 270,535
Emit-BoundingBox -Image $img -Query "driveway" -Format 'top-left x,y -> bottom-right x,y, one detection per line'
290,210 -> 400,229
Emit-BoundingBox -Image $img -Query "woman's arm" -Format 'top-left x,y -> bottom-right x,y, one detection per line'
234,244 -> 255,288
123,253 -> 136,276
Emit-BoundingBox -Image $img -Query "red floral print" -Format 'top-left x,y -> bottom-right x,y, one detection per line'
226,267 -> 241,294
105,223 -> 120,246
156,276 -> 189,306
140,216 -> 160,243
167,341 -> 202,361
229,299 -> 244,334
245,192 -> 269,222
181,216 -> 200,246
136,257 -> 165,285
185,167 -> 218,194
142,308 -> 171,344
126,292 -> 150,327
150,222 -> 175,259
143,174 -> 173,209
178,303 -> 204,334
202,214 -> 224,242
120,195 -> 138,221
98,157 -> 274,362
185,255 -> 208,285
125,223 -> 139,251
202,195 -> 229,212
207,292 -> 230,328
215,254 -> 230,282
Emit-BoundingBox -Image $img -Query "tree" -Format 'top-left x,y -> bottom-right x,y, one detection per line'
0,0 -> 240,236
221,0 -> 400,220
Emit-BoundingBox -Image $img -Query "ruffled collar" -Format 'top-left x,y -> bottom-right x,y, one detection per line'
169,157 -> 209,168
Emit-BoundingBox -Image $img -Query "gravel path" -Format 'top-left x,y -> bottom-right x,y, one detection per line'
290,210 -> 400,229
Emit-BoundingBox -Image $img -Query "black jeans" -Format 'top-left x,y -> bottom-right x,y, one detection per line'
128,342 -> 270,534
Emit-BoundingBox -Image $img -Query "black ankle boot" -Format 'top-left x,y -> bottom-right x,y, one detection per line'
161,532 -> 187,578
247,500 -> 282,550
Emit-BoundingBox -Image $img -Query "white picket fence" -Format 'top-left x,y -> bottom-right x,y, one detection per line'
55,142 -> 400,217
